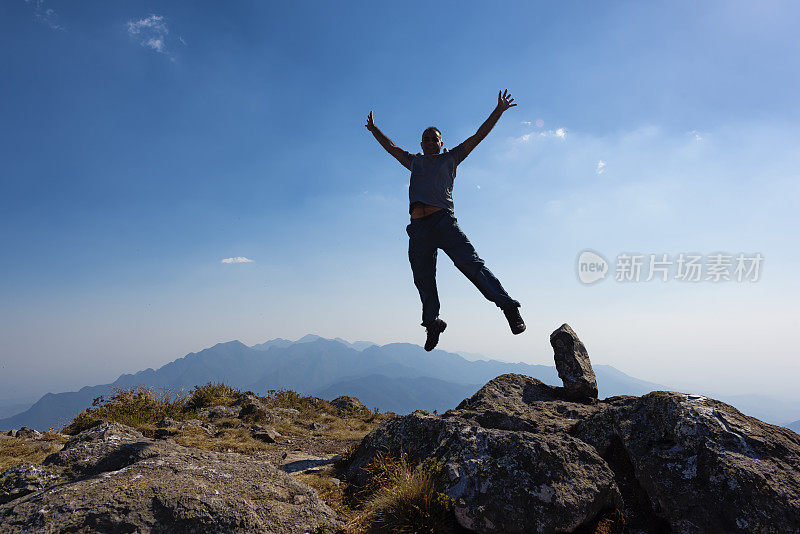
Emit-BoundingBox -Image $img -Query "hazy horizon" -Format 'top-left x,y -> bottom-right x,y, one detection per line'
2,1 -> 798,405
4,333 -> 800,410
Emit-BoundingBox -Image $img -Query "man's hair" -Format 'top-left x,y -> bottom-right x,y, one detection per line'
422,126 -> 441,139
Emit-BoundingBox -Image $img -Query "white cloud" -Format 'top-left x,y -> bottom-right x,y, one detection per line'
535,129 -> 567,139
221,257 -> 254,264
596,160 -> 607,174
127,14 -> 173,55
690,130 -> 703,142
513,128 -> 567,145
144,38 -> 165,53
25,0 -> 63,30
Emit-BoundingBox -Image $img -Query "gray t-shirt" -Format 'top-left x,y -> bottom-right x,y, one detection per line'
406,143 -> 468,213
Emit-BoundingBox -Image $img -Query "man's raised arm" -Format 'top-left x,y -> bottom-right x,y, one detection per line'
454,89 -> 517,164
365,111 -> 413,170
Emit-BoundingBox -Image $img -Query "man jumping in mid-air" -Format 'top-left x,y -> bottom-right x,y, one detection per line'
365,89 -> 525,351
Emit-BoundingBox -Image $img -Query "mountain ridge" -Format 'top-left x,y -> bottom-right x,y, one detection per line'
2,334 -> 796,431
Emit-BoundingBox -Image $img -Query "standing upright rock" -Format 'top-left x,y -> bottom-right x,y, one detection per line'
550,323 -> 598,400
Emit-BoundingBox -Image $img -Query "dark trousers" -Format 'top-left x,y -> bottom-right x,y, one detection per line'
406,210 -> 519,326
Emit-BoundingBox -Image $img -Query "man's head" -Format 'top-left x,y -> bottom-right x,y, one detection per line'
421,126 -> 443,155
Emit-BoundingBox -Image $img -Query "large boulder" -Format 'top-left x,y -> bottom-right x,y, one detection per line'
0,422 -> 340,533
347,370 -> 800,533
550,323 -> 598,400
347,406 -> 622,533
330,395 -> 368,414
575,391 -> 800,533
454,373 -> 603,434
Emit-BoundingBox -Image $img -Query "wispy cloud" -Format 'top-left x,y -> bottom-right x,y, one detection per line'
596,160 -> 607,174
127,14 -> 180,56
25,0 -> 63,30
514,128 -> 567,144
221,257 -> 254,264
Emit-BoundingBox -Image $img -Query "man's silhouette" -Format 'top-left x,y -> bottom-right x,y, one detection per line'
366,90 -> 525,351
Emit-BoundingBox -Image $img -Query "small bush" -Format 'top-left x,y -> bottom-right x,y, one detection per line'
347,452 -> 456,534
185,382 -> 241,411
64,412 -> 104,435
63,386 -> 189,434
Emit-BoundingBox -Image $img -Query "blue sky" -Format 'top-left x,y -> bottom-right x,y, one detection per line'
1,1 -> 798,402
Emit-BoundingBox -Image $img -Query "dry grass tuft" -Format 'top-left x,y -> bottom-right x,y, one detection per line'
295,469 -> 351,520
173,426 -> 273,455
344,452 -> 456,534
0,432 -> 68,471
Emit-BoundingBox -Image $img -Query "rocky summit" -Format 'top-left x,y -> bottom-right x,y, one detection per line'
346,324 -> 800,533
2,323 -> 800,533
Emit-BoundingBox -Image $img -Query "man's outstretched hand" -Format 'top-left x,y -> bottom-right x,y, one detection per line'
497,89 -> 516,113
365,110 -> 376,132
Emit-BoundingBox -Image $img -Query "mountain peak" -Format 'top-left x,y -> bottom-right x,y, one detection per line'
295,334 -> 325,343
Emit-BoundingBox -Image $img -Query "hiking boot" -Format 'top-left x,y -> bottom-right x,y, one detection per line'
502,303 -> 526,335
423,318 -> 447,351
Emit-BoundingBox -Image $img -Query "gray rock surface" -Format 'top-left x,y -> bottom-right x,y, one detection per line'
330,395 -> 368,413
550,323 -> 598,400
232,393 -> 300,423
0,422 -> 340,533
281,452 -> 341,474
15,427 -> 42,439
347,372 -> 800,533
0,463 -> 61,505
574,391 -> 800,533
251,424 -> 281,443
198,404 -> 242,420
347,393 -> 621,533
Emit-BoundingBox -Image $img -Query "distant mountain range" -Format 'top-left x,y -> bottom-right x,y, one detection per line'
2,335 -> 798,432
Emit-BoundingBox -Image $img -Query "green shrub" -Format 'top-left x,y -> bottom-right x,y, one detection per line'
63,386 -> 189,434
185,382 -> 241,411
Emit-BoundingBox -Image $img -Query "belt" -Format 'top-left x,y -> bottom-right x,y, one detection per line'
410,202 -> 444,219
